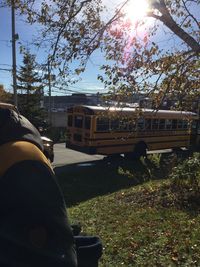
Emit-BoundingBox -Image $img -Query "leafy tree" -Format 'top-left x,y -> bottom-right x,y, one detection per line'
17,50 -> 46,127
9,0 -> 106,81
99,0 -> 200,109
5,0 -> 200,110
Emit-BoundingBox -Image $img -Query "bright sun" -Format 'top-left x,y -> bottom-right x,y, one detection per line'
124,0 -> 149,24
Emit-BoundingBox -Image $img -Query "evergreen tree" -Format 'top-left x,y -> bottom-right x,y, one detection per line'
17,51 -> 46,128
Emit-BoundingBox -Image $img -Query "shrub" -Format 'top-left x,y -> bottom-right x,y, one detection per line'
170,153 -> 200,206
170,153 -> 200,187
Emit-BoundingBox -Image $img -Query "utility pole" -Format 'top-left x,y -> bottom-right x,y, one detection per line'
11,0 -> 18,106
47,59 -> 52,125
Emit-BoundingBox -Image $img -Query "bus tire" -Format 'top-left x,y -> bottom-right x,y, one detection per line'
124,152 -> 134,160
133,142 -> 147,159
103,154 -> 123,165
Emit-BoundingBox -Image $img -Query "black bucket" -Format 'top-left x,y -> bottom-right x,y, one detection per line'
75,236 -> 103,267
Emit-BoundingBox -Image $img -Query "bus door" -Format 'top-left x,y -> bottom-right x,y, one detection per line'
73,114 -> 91,146
73,114 -> 84,144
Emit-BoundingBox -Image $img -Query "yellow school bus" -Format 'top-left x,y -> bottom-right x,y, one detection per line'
66,105 -> 200,158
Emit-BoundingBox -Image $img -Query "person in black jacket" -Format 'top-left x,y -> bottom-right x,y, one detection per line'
0,107 -> 77,267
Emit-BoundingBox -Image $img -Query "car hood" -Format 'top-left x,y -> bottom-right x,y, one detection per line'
41,136 -> 53,143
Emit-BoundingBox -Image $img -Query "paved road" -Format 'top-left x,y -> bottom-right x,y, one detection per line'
52,143 -> 185,169
52,143 -> 104,167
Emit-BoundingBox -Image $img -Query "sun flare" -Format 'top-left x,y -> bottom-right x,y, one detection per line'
124,0 -> 149,24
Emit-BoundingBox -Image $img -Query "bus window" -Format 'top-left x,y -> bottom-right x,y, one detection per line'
166,119 -> 172,130
96,117 -> 109,131
177,120 -> 183,129
192,121 -> 197,130
152,119 -> 159,130
119,119 -> 128,131
128,120 -> 136,131
110,119 -> 119,131
74,115 -> 83,128
137,118 -> 145,131
183,120 -> 188,129
172,120 -> 177,129
85,116 -> 91,129
68,115 -> 73,127
145,119 -> 152,130
197,122 -> 200,132
159,119 -> 165,130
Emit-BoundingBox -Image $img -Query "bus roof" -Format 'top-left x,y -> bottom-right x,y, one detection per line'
68,105 -> 198,119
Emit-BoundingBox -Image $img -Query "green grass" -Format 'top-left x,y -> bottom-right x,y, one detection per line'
55,153 -> 200,266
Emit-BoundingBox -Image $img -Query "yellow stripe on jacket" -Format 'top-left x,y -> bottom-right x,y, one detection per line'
0,141 -> 53,177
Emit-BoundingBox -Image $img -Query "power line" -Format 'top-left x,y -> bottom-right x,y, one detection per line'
52,84 -> 102,95
0,40 -> 12,47
0,64 -> 12,67
52,85 -> 88,94
63,83 -> 104,93
50,90 -> 71,95
0,68 -> 12,72
0,39 -> 11,44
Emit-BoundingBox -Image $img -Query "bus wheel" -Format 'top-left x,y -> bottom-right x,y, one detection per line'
103,154 -> 123,163
133,142 -> 147,159
124,152 -> 134,160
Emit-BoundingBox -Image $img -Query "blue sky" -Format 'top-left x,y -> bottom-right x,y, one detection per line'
0,1 -> 199,96
0,2 -> 159,96
0,5 -> 105,96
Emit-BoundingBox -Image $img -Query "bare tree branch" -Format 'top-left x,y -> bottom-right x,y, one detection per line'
147,5 -> 200,53
182,0 -> 200,30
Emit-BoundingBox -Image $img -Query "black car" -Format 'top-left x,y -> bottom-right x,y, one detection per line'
41,136 -> 54,162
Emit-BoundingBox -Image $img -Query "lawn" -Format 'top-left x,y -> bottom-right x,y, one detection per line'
55,153 -> 200,266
